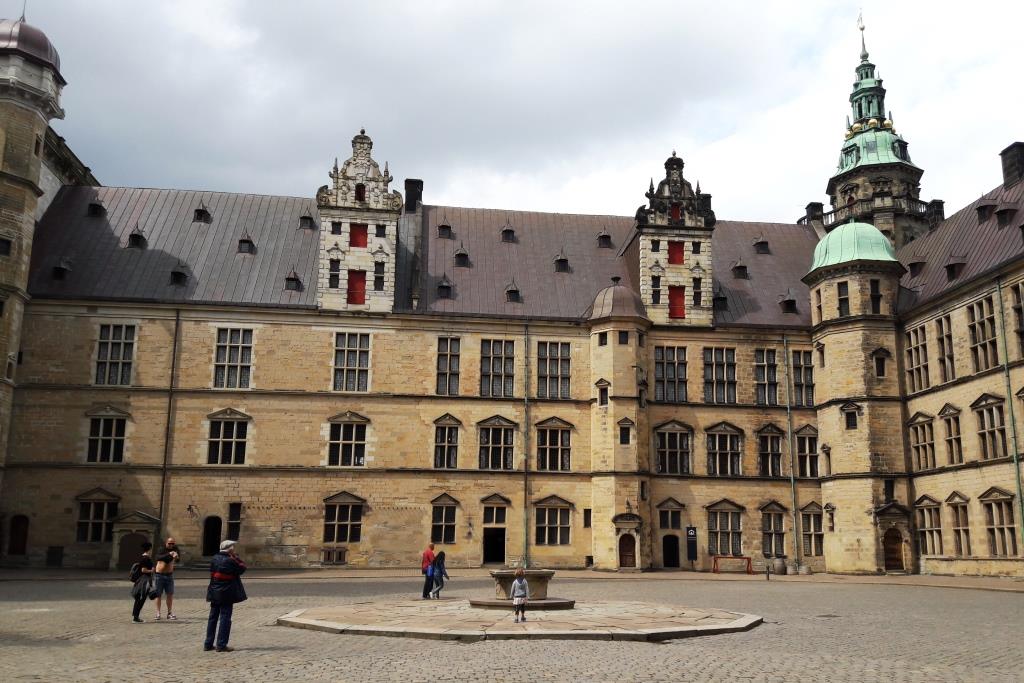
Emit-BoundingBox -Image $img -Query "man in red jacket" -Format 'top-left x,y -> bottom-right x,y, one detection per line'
421,543 -> 435,599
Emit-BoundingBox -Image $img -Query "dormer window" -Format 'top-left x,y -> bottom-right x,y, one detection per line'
454,245 -> 470,268
238,237 -> 255,254
908,261 -> 925,277
285,271 -> 303,291
713,293 -> 728,311
127,230 -> 147,249
193,207 -> 212,223
87,202 -> 106,218
731,262 -> 748,279
597,231 -> 612,248
555,257 -> 569,273
437,221 -> 453,239
779,294 -> 797,314
501,226 -> 516,243
299,215 -> 316,230
753,238 -> 770,254
976,203 -> 996,222
996,207 -> 1016,228
170,266 -> 188,286
437,275 -> 453,300
945,261 -> 965,281
52,258 -> 71,280
505,283 -> 521,303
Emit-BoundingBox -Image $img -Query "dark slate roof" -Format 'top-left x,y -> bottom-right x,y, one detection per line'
29,186 -> 320,308
897,180 -> 1024,311
416,205 -> 818,326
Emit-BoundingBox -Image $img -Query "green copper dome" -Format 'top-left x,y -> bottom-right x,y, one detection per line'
808,221 -> 896,274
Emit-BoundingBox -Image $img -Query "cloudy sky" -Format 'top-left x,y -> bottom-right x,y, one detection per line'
12,0 -> 1023,222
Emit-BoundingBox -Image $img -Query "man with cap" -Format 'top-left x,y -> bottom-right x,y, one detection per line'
204,539 -> 247,652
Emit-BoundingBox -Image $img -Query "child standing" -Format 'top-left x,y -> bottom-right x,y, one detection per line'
510,567 -> 529,622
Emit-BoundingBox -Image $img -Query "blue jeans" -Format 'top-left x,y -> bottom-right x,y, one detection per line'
154,573 -> 174,596
205,602 -> 233,649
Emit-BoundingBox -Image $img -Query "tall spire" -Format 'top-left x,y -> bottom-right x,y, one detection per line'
858,11 -> 868,62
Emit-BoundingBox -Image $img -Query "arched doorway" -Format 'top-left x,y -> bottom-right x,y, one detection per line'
117,532 -> 148,570
662,534 -> 680,568
618,534 -> 636,568
202,517 -> 223,556
8,515 -> 29,555
883,529 -> 904,571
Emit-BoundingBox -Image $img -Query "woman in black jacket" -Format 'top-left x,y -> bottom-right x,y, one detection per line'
129,542 -> 154,623
204,539 -> 247,652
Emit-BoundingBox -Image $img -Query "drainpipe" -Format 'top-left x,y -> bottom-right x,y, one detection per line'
156,309 -> 181,545
522,323 -> 531,568
782,335 -> 801,567
994,278 -> 1024,549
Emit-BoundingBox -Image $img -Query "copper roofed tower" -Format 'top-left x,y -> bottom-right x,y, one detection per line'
805,18 -> 944,248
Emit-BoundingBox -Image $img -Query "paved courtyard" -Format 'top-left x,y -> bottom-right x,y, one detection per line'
0,572 -> 1022,682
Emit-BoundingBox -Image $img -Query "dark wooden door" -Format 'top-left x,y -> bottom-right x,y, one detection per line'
202,517 -> 223,556
619,534 -> 636,568
117,532 -> 148,570
8,515 -> 28,555
662,534 -> 680,568
883,529 -> 904,571
482,528 -> 505,564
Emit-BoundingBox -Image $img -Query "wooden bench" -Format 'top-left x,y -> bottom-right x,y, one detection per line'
711,555 -> 753,574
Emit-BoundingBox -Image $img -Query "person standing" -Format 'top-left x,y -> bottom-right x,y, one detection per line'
204,539 -> 247,652
430,550 -> 450,599
129,541 -> 154,623
153,536 -> 182,620
510,567 -> 529,623
420,543 -> 436,599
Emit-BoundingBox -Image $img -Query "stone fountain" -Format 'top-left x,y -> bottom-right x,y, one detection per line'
467,568 -> 575,610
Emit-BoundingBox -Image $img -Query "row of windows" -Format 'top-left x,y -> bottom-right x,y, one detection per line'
907,398 -> 1011,471
916,492 -> 1020,558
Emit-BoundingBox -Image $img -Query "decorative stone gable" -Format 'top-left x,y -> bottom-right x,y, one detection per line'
634,152 -> 716,327
316,130 -> 402,313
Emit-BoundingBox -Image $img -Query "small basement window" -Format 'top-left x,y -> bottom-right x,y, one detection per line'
87,202 -> 106,217
285,273 -> 303,291
299,215 -> 316,230
193,207 -> 212,223
238,238 -> 255,254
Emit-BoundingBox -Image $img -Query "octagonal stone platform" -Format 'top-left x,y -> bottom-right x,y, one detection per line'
278,599 -> 762,642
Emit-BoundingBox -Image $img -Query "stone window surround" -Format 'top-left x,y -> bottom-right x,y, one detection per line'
971,394 -> 1008,461
935,314 -> 956,383
756,424 -> 784,477
205,408 -> 252,466
536,340 -> 571,400
946,492 -> 972,557
905,324 -> 930,394
333,332 -> 370,393
967,295 -> 999,373
979,487 -> 1018,557
914,495 -> 943,556
654,420 -> 693,475
436,336 -> 461,396
706,498 -> 744,557
938,404 -> 963,465
433,413 -> 461,469
754,348 -> 779,406
653,345 -> 687,403
706,422 -> 743,477
800,502 -> 824,557
322,491 -> 366,546
534,495 -> 573,546
327,411 -> 369,467
907,412 -> 936,471
213,327 -> 254,390
477,415 -> 517,471
93,322 -> 137,387
431,493 -> 459,545
75,487 -> 120,544
83,405 -> 131,465
796,425 -> 819,478
535,416 -> 573,472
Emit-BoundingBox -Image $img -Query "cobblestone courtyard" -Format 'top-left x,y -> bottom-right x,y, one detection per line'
0,573 -> 1021,682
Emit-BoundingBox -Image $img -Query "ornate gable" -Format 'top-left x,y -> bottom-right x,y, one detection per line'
433,413 -> 463,427
75,487 -> 120,502
913,494 -> 941,507
207,408 -> 252,421
317,129 -> 402,211
945,491 -> 970,504
323,490 -> 366,505
979,486 -> 1015,501
477,415 -> 517,428
84,404 -> 131,419
656,497 -> 685,510
431,493 -> 460,506
480,493 -> 512,506
938,403 -> 961,418
759,500 -> 788,513
705,498 -> 745,511
533,494 -> 574,508
113,510 -> 160,524
535,416 -> 574,429
328,411 -> 370,424
970,393 -> 1005,409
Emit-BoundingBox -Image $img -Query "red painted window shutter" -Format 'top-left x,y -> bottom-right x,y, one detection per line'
668,286 -> 686,318
350,223 -> 368,248
671,204 -> 681,221
347,270 -> 366,304
668,241 -> 685,265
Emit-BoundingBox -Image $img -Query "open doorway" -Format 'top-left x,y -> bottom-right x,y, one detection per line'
202,516 -> 223,556
662,534 -> 680,568
483,527 -> 505,564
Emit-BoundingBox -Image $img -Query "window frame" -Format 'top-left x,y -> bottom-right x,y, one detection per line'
702,347 -> 737,405
916,504 -> 943,555
967,296 -> 999,372
436,336 -> 461,396
936,314 -> 956,382
535,506 -> 571,545
207,419 -> 248,465
536,426 -> 571,472
431,504 -> 457,544
94,323 -> 136,386
655,425 -> 692,475
328,422 -> 367,467
87,417 -> 126,464
478,425 -> 514,470
707,508 -> 742,556
480,339 -> 515,398
754,348 -> 778,406
905,325 -> 930,393
792,350 -> 814,407
333,332 -> 370,392
76,500 -> 118,543
324,503 -> 363,543
537,341 -> 571,399
213,327 -> 253,389
654,346 -> 687,403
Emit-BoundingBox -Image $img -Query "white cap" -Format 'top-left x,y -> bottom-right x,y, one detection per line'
219,539 -> 237,551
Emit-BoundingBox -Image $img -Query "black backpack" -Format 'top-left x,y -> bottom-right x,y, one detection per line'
128,562 -> 142,583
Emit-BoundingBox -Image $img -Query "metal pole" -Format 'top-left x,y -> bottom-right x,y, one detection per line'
522,323 -> 531,568
782,335 -> 802,567
156,308 -> 181,544
994,278 -> 1024,549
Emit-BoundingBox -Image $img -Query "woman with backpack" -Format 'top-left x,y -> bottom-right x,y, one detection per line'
129,541 -> 154,623
430,550 -> 450,599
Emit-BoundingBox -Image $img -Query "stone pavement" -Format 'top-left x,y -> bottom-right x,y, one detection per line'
280,598 -> 761,641
1,574 -> 1022,682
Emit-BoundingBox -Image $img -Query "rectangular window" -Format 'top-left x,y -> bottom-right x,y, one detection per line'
654,346 -> 687,403
207,420 -> 248,465
968,296 -> 999,372
707,432 -> 741,476
667,241 -> 685,265
815,289 -> 822,323
659,509 -> 682,529
976,403 -> 1008,460
87,417 -> 126,463
817,344 -> 825,368
617,330 -> 629,345
950,503 -> 971,556
702,347 -> 736,404
349,223 -> 368,247
619,426 -> 630,444
333,332 -> 370,392
651,239 -> 660,252
905,325 -> 930,393
331,221 -> 342,235
227,503 -> 242,540
537,341 -> 570,399
762,512 -> 785,557
845,411 -> 858,430
433,425 -> 458,469
346,270 -> 366,304
910,422 -> 936,470
984,499 -> 1018,557
483,505 -> 506,525
1013,283 -> 1024,358
869,278 -> 882,314
801,512 -> 824,556
936,315 -> 956,382
328,259 -> 341,288
797,435 -> 818,477
598,386 -> 609,406
0,238 -> 11,256
537,427 -> 570,471
916,506 -> 943,555
324,504 -> 362,543
373,261 -> 385,291
431,504 -> 456,544
655,430 -> 691,474
692,240 -> 702,254
758,434 -> 782,477
214,328 -> 252,389
708,510 -> 741,556
76,500 -> 118,543
480,339 -> 514,398
692,278 -> 702,307
598,332 -> 608,346
535,507 -> 570,545
583,508 -> 592,528
651,276 -> 661,305
837,281 -> 850,317
436,337 -> 460,396
375,224 -> 387,238
792,351 -> 814,407
944,415 -> 963,464
95,324 -> 135,386
328,422 -> 366,466
479,426 -> 513,470
874,355 -> 887,377
754,349 -> 778,406
668,286 -> 686,318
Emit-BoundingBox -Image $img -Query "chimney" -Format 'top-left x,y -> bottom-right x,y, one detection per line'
404,178 -> 423,214
926,199 -> 945,229
803,201 -> 826,239
1000,142 -> 1024,188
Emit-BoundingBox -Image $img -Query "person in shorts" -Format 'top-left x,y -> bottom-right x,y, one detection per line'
154,536 -> 182,620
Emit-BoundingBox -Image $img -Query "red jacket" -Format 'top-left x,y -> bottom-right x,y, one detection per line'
421,549 -> 435,571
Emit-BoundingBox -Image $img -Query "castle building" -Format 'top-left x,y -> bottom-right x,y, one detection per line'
0,17 -> 1021,576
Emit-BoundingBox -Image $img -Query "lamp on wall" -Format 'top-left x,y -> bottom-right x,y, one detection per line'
186,504 -> 199,521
